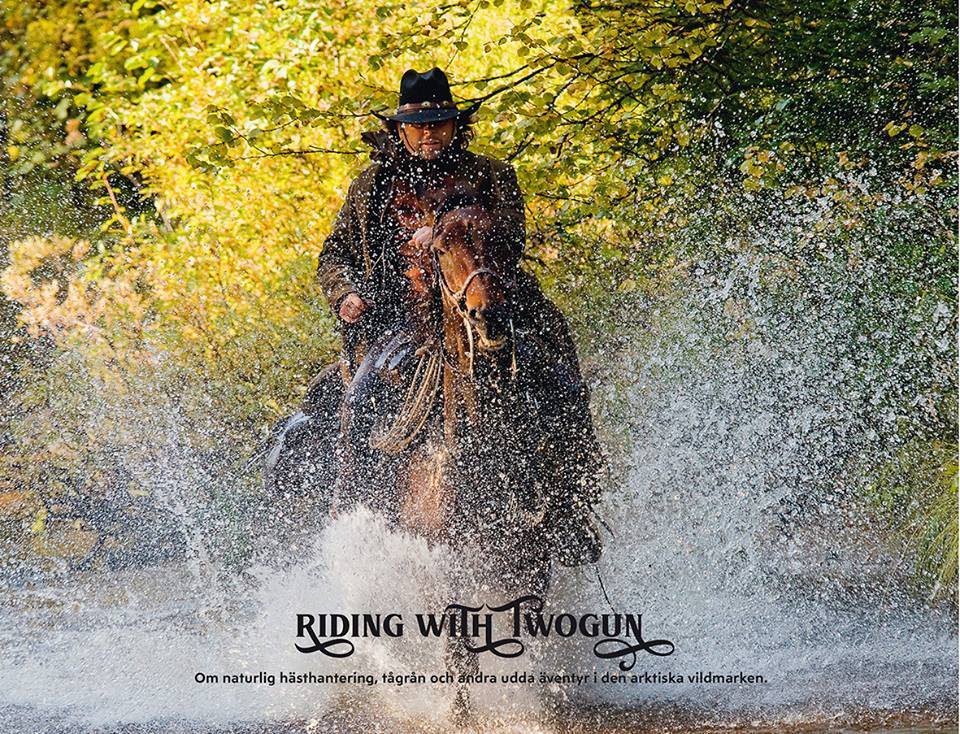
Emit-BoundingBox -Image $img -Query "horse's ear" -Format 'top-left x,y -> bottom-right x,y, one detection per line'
486,219 -> 515,264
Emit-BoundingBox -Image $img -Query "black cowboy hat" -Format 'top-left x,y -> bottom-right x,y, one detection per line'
374,67 -> 479,125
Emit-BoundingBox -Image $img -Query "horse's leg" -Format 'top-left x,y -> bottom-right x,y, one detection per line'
397,441 -> 453,540
513,534 -> 571,730
441,539 -> 482,728
395,444 -> 475,723
404,530 -> 477,727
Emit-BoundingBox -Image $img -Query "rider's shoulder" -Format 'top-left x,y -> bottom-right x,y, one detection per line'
344,163 -> 381,197
462,150 -> 517,180
356,162 -> 381,182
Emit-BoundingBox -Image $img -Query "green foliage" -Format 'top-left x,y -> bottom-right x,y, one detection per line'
870,440 -> 959,599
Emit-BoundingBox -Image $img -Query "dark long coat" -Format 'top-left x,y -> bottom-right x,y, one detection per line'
317,131 -> 585,375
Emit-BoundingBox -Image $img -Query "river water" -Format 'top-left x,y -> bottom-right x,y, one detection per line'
0,504 -> 955,733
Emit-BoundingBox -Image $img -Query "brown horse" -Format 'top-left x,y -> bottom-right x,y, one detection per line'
358,179 -> 550,556
264,175 -> 600,721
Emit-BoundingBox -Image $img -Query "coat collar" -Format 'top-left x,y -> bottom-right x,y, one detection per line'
360,129 -> 404,164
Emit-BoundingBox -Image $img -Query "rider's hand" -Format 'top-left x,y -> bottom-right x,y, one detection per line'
411,226 -> 433,248
338,292 -> 369,324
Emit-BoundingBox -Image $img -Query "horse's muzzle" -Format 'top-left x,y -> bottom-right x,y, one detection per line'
469,304 -> 511,351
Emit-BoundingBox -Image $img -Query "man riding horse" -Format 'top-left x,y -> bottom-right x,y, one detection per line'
316,67 -> 602,566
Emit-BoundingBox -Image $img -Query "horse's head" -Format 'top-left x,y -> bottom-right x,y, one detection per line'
432,204 -> 514,352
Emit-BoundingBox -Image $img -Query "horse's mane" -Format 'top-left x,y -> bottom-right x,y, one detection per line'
424,184 -> 482,232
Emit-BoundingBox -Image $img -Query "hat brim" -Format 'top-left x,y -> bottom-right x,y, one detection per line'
374,102 -> 480,125
382,108 -> 461,124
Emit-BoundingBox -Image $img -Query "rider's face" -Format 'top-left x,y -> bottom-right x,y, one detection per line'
398,119 -> 456,160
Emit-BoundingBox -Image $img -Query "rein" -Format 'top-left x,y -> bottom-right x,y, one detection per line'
369,345 -> 442,455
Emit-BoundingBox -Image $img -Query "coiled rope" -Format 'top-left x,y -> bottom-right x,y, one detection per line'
369,347 -> 443,455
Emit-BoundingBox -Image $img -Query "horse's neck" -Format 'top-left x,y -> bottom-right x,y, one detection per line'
439,310 -> 517,438
441,313 -> 476,426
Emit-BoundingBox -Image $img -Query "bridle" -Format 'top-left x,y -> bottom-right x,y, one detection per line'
430,207 -> 517,377
434,259 -> 501,317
